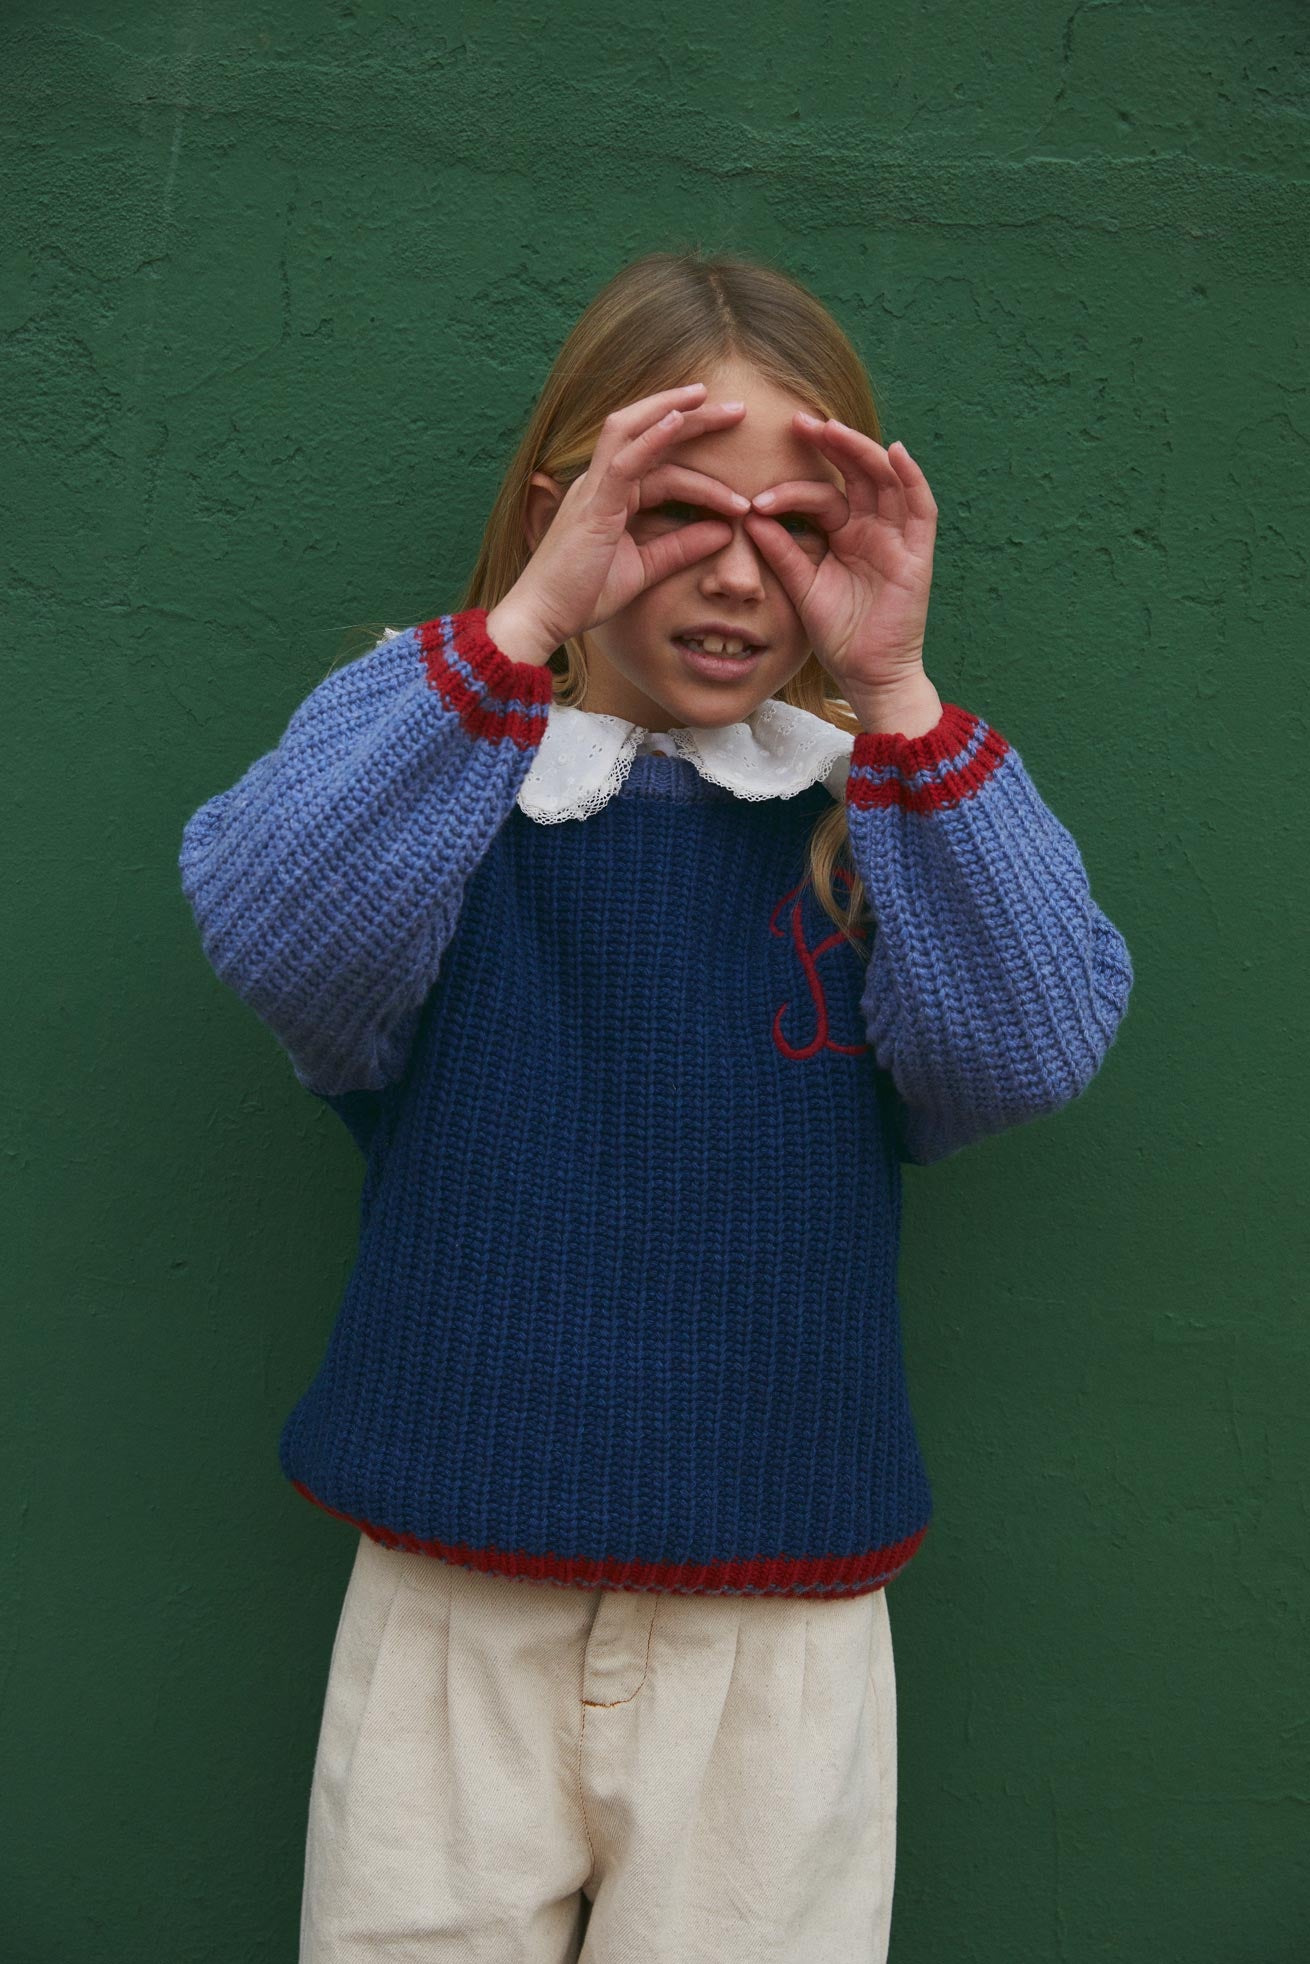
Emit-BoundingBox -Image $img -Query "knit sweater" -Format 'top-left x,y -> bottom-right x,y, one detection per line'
178,608 -> 1134,1597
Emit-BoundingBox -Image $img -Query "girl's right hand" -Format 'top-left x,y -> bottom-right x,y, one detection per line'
492,383 -> 750,658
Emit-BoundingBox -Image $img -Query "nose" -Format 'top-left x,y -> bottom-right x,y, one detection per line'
700,517 -> 768,598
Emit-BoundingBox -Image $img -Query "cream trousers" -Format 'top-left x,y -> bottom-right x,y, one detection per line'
299,1530 -> 898,1962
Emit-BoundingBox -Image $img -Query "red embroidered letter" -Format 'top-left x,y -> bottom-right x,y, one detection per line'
769,870 -> 869,1061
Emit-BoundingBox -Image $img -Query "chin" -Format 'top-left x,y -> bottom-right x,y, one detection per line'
659,682 -> 764,727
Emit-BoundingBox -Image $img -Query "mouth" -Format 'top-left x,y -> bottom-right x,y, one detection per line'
672,634 -> 768,680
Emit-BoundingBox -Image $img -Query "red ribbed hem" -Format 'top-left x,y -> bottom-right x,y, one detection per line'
415,608 -> 554,748
846,702 -> 1010,813
289,1479 -> 928,1599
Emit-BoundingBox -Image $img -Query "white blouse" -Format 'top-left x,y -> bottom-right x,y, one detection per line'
516,698 -> 856,824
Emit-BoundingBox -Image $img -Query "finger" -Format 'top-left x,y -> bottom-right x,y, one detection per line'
601,383 -> 709,446
614,402 -> 747,483
885,441 -> 939,547
748,479 -> 849,533
637,463 -> 753,518
591,404 -> 743,518
795,417 -> 905,527
739,511 -> 818,613
585,385 -> 708,487
651,398 -> 747,442
590,384 -> 743,483
635,517 -> 736,588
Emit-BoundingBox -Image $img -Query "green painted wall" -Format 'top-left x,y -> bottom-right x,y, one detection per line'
6,2 -> 1306,1956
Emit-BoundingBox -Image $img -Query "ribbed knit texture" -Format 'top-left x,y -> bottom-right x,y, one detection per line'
179,609 -> 1134,1597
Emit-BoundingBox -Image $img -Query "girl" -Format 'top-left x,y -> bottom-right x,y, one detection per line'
179,249 -> 1133,1963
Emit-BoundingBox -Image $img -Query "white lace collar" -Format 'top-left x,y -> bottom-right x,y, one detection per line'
517,697 -> 855,823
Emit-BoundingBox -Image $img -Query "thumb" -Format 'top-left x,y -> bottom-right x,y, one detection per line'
636,517 -> 737,589
743,512 -> 816,614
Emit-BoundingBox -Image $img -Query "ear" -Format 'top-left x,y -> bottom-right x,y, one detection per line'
523,472 -> 565,553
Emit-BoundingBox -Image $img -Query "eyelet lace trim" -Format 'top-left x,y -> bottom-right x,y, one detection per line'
519,715 -> 648,824
517,701 -> 855,822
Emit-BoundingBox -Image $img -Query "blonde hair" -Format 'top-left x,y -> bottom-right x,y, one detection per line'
365,248 -> 890,953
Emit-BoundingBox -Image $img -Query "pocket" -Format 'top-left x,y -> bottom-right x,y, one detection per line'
866,1588 -> 898,1822
311,1536 -> 412,1794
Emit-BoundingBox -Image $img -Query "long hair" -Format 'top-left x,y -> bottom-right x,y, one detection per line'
372,250 -> 890,952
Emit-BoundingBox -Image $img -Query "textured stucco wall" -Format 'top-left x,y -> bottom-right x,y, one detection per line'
5,2 -> 1307,1956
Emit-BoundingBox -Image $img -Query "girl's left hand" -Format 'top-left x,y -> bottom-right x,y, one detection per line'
745,418 -> 938,699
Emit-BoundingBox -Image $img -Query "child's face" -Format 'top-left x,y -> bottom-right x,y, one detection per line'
575,359 -> 844,731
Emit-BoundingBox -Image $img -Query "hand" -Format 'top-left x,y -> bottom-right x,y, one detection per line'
496,383 -> 752,657
744,418 -> 939,701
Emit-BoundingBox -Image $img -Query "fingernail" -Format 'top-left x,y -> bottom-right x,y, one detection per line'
720,399 -> 745,412
753,490 -> 776,506
731,493 -> 751,510
796,412 -> 822,428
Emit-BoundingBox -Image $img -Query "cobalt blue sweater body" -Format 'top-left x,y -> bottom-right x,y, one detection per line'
179,609 -> 1134,1597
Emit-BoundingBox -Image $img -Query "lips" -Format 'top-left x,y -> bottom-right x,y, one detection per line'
673,636 -> 768,679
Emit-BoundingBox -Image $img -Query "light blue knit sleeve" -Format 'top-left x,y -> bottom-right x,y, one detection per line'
178,609 -> 554,1098
842,702 -> 1134,1167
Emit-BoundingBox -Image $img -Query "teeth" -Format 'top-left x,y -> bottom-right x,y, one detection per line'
683,634 -> 753,656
